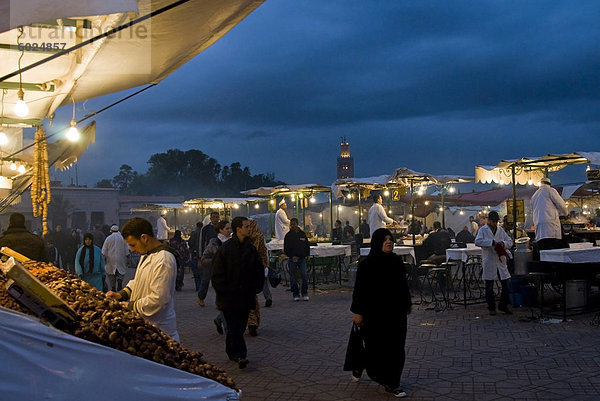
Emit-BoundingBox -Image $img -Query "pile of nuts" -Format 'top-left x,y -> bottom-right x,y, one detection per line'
0,261 -> 236,390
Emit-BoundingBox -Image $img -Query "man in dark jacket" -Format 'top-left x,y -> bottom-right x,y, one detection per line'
422,221 -> 451,264
0,213 -> 48,262
200,212 -> 219,254
211,216 -> 264,369
187,221 -> 203,257
284,218 -> 311,301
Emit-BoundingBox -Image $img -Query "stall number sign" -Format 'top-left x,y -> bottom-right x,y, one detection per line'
587,169 -> 600,181
392,187 -> 407,201
506,200 -> 525,223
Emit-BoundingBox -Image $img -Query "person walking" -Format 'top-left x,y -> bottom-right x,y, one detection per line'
475,211 -> 514,316
199,220 -> 232,334
284,218 -> 310,301
169,230 -> 190,291
211,217 -> 264,369
247,219 -> 271,336
197,213 -> 223,307
102,225 -> 129,292
350,228 -> 411,398
75,233 -> 106,291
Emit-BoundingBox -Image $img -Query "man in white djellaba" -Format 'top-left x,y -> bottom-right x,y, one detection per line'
275,200 -> 290,240
102,225 -> 129,292
530,177 -> 568,250
368,194 -> 394,237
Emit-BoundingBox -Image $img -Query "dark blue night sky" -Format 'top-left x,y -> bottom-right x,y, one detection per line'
51,0 -> 600,188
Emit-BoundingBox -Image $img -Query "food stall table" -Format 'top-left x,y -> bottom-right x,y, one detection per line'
359,246 -> 416,265
539,247 -> 600,321
266,242 -> 351,288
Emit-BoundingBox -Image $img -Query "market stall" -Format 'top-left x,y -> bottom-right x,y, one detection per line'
242,184 -> 332,240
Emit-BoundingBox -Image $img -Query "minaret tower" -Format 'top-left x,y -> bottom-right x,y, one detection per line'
337,136 -> 354,179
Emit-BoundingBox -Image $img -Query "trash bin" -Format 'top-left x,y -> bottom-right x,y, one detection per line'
566,280 -> 587,308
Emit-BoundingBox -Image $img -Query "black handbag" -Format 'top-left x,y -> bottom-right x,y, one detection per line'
343,323 -> 366,372
268,268 -> 282,288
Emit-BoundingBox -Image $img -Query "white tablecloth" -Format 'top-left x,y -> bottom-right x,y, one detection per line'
360,246 -> 416,262
266,241 -> 350,257
446,247 -> 482,262
540,247 -> 600,264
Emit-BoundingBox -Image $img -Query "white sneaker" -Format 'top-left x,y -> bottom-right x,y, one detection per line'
303,295 -> 309,301
293,296 -> 300,302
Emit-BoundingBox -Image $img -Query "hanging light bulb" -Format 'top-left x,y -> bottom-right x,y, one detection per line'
0,130 -> 7,146
14,88 -> 28,117
10,162 -> 17,170
66,119 -> 80,142
499,179 -> 505,185
233,203 -> 239,209
438,207 -> 443,212
17,164 -> 25,173
448,186 -> 455,194
527,179 -> 533,186
309,196 -> 316,203
383,190 -> 390,197
347,193 -> 352,199
424,200 -> 430,205
459,210 -> 464,215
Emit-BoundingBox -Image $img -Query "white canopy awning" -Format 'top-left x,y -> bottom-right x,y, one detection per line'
0,0 -> 265,124
475,152 -> 600,185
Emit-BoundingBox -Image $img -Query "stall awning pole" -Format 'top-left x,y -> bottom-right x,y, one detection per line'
511,165 -> 517,245
411,179 -> 415,246
270,197 -> 275,238
329,192 -> 333,240
357,188 -> 362,229
441,184 -> 446,229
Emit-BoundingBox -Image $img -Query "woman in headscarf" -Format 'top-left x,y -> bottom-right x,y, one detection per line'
75,233 -> 106,291
169,229 -> 190,291
349,228 -> 412,398
246,219 -> 271,336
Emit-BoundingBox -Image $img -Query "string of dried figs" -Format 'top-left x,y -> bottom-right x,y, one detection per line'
18,261 -> 236,390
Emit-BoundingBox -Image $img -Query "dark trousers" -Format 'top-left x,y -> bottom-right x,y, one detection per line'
223,308 -> 250,360
485,278 -> 510,311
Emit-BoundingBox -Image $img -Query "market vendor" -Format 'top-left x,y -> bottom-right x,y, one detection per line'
530,177 -> 568,250
106,217 -> 179,341
368,194 -> 395,237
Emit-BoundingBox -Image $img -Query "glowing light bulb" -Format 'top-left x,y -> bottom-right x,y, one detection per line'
459,210 -> 464,215
384,190 -> 390,196
310,197 -> 316,203
438,207 -> 443,212
233,203 -> 239,209
14,89 -> 28,117
347,193 -> 352,199
269,199 -> 275,204
254,203 -> 259,209
499,179 -> 505,185
448,186 -> 455,193
527,179 -> 533,186
10,162 -> 16,170
424,201 -> 430,205
337,206 -> 342,211
298,193 -> 303,199
0,131 -> 7,146
66,120 -> 80,142
17,164 -> 25,173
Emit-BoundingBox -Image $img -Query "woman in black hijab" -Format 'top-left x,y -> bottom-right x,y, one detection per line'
350,228 -> 412,398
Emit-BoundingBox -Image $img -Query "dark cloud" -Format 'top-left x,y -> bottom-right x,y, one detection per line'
51,0 -> 600,188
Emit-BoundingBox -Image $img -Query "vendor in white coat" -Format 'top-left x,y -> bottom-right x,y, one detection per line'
530,177 -> 568,250
475,211 -> 513,316
368,194 -> 395,237
275,200 -> 291,240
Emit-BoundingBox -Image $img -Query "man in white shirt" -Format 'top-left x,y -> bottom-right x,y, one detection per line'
368,194 -> 394,237
275,200 -> 290,240
102,225 -> 129,291
530,177 -> 568,250
156,212 -> 171,242
468,216 -> 479,236
107,217 -> 179,341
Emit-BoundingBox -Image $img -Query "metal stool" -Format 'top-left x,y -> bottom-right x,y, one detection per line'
525,271 -> 550,319
415,263 -> 437,304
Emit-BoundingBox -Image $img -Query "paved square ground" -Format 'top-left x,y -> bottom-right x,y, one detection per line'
159,269 -> 600,400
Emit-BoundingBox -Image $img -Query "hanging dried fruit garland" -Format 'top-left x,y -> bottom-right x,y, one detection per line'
31,127 -> 51,236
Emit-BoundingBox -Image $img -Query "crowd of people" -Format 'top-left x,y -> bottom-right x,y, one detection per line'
0,179 -> 582,399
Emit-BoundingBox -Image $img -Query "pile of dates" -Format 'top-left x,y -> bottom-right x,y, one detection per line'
0,261 -> 236,390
